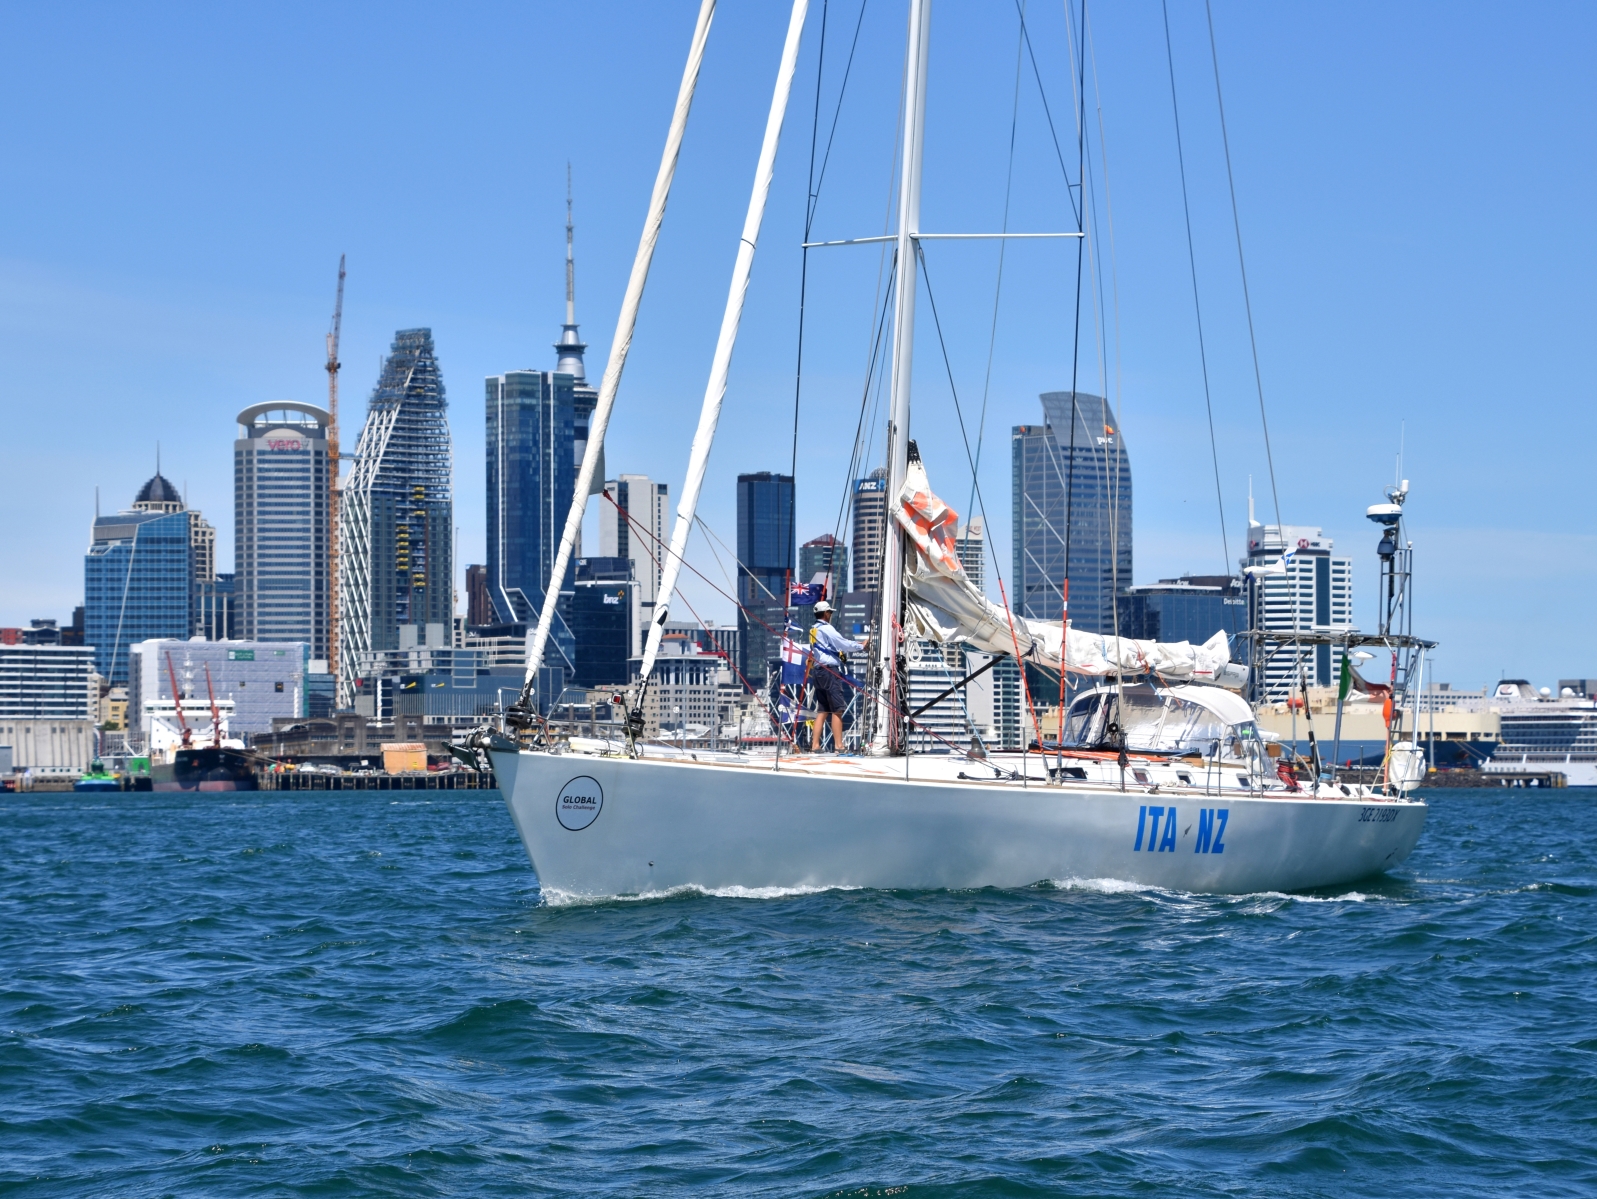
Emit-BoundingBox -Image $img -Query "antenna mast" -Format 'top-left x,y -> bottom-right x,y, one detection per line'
325,255 -> 346,683
566,164 -> 576,328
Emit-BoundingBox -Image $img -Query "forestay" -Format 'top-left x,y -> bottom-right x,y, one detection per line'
894,458 -> 1242,684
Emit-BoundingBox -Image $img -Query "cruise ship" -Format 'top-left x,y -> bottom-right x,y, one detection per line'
1482,681 -> 1597,787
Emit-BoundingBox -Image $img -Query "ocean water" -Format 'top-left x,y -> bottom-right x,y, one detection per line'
1,787 -> 1593,1198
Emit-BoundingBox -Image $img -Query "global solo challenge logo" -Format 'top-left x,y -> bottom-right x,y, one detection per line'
556,776 -> 604,831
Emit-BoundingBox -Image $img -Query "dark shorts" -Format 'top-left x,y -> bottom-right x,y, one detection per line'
812,669 -> 851,714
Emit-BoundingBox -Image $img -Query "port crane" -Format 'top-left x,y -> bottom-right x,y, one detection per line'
164,651 -> 193,750
326,255 -> 345,681
203,663 -> 222,748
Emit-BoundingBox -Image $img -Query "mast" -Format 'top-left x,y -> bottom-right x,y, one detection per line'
637,0 -> 810,687
871,0 -> 931,755
519,0 -> 718,703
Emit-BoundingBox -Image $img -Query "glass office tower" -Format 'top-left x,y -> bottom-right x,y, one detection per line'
1012,392 -> 1132,635
234,402 -> 332,659
736,471 -> 795,682
485,370 -> 575,626
84,474 -> 195,686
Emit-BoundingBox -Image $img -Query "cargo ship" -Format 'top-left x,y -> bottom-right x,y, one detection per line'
149,746 -> 263,792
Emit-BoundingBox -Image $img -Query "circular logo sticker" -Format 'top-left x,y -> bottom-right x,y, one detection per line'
556,776 -> 604,831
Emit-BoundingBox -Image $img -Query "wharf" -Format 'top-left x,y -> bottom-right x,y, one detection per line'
1307,766 -> 1568,790
6,771 -> 497,794
259,771 -> 495,792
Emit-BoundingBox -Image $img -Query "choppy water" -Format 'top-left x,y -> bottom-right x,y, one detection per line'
1,787 -> 1593,1197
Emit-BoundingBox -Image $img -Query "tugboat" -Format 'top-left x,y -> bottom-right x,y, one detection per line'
73,759 -> 122,792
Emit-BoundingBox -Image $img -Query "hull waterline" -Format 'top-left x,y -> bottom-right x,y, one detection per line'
489,749 -> 1427,898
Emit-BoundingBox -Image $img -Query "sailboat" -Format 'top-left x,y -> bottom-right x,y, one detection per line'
477,0 -> 1427,898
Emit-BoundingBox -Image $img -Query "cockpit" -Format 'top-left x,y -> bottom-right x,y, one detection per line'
1058,682 -> 1263,767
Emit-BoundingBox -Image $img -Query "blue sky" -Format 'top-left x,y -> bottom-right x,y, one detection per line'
2,1 -> 1592,690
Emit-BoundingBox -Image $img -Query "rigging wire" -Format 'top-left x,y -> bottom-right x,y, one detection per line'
607,495 -> 986,759
962,1 -> 1029,530
1058,0 -> 1089,744
789,0 -> 832,639
1011,0 -> 1082,226
1161,0 -> 1232,577
916,244 -> 1046,751
1203,0 -> 1282,533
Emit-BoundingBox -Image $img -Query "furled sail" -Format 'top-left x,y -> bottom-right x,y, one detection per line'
894,457 -> 1244,685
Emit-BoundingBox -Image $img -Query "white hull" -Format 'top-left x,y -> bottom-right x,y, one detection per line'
489,748 -> 1427,898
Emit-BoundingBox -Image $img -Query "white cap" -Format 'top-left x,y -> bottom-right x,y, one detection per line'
814,600 -> 833,614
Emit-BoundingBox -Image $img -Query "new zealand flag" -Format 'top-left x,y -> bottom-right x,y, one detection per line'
789,581 -> 825,607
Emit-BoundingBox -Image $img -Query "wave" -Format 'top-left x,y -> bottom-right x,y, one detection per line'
536,881 -> 861,908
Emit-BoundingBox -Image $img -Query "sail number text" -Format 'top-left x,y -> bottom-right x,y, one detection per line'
1134,804 -> 1228,854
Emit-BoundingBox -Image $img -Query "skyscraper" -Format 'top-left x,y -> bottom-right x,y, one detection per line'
600,474 -> 669,622
84,473 -> 195,686
485,370 -> 575,624
234,402 -> 332,659
569,556 -> 636,687
955,517 -> 985,592
1011,392 -> 1132,635
464,564 -> 492,627
798,534 -> 848,597
339,329 -> 453,702
1242,524 -> 1353,700
851,467 -> 889,593
736,471 -> 794,682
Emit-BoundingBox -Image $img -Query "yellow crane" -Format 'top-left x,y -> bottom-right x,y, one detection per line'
325,255 -> 345,683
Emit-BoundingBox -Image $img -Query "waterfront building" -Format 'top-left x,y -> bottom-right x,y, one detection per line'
798,534 -> 848,598
84,474 -> 196,686
1119,574 -> 1246,650
339,329 -> 454,705
1011,392 -> 1132,634
633,644 -> 728,740
656,620 -> 740,666
0,644 -> 97,772
128,638 -> 309,740
234,403 -> 332,659
851,468 -> 889,593
1242,524 -> 1353,700
736,472 -> 795,682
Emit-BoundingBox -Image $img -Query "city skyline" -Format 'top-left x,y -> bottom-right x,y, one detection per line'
3,3 -> 1593,688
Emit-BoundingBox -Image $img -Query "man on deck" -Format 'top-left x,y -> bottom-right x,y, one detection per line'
807,600 -> 867,754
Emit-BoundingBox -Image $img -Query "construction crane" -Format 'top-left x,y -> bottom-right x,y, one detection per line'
325,255 -> 346,684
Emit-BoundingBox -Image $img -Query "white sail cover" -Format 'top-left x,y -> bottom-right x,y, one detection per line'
894,458 -> 1241,683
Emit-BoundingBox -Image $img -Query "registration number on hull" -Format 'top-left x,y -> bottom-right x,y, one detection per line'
1134,804 -> 1228,854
